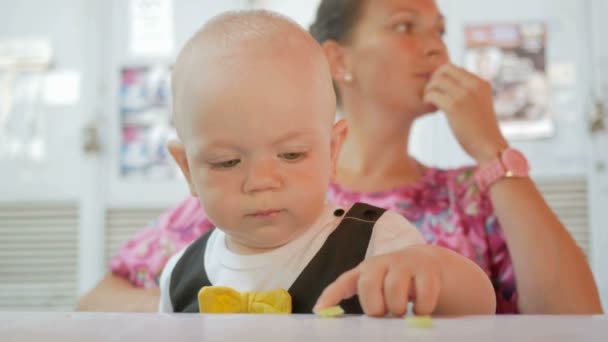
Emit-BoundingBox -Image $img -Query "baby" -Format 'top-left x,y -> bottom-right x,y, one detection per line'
159,10 -> 496,316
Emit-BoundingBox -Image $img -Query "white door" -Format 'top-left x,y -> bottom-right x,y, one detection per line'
0,0 -> 102,310
0,0 -> 252,310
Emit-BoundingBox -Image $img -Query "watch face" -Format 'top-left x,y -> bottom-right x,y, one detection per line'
502,148 -> 530,177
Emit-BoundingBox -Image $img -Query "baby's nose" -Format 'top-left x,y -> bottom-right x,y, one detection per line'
242,159 -> 283,193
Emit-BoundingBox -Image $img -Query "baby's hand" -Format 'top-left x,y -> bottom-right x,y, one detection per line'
314,245 -> 442,317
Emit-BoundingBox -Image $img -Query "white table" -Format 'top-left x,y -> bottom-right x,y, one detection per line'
1,312 -> 606,342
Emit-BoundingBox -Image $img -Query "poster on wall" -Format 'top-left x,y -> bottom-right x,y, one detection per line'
464,22 -> 553,139
120,65 -> 177,179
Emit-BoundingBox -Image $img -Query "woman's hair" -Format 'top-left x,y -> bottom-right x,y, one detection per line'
309,0 -> 367,44
309,0 -> 367,105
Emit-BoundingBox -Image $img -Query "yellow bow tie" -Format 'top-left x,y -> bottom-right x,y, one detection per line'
198,286 -> 292,314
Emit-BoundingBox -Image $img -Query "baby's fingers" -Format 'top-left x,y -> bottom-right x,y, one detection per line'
314,266 -> 360,312
357,263 -> 388,317
383,269 -> 412,317
412,272 -> 441,316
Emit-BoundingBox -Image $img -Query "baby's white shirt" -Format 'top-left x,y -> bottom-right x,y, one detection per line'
159,203 -> 424,312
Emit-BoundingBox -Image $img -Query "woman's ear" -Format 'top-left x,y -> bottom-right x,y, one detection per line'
329,119 -> 349,181
322,41 -> 353,86
167,139 -> 198,197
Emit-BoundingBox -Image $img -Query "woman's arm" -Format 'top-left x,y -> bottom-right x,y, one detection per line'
76,196 -> 212,312
488,177 -> 602,314
425,63 -> 603,314
75,274 -> 160,312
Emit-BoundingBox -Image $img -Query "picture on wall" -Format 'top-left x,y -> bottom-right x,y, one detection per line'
464,22 -> 553,139
119,65 -> 177,179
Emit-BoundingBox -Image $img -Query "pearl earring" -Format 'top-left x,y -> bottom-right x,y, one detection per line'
344,73 -> 353,82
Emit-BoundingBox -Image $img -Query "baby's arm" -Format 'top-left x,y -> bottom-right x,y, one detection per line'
315,210 -> 496,316
315,244 -> 495,316
414,244 -> 496,315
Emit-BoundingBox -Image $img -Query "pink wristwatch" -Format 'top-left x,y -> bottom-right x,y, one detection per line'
475,147 -> 530,191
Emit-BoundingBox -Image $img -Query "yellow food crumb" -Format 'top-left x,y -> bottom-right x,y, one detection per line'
405,315 -> 433,328
314,305 -> 345,318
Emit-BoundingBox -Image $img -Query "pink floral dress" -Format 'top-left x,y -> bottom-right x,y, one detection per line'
110,166 -> 518,313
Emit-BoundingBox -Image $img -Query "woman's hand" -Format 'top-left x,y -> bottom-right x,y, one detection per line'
423,63 -> 508,164
75,274 -> 160,312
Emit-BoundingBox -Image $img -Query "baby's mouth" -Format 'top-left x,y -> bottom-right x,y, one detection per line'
247,209 -> 284,218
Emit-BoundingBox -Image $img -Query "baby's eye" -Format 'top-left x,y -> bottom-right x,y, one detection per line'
279,152 -> 305,161
395,22 -> 413,33
210,159 -> 241,169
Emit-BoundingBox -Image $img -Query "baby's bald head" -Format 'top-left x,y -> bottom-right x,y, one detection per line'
168,11 -> 347,241
171,10 -> 336,142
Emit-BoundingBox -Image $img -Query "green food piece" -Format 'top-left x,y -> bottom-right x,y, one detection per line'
315,305 -> 345,318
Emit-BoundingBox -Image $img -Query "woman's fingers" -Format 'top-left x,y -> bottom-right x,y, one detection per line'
423,89 -> 453,111
434,63 -> 480,89
425,73 -> 466,102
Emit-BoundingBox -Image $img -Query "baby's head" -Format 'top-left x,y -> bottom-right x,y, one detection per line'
169,10 -> 346,252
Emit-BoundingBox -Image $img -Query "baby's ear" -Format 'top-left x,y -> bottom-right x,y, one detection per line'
167,139 -> 198,196
329,119 -> 348,181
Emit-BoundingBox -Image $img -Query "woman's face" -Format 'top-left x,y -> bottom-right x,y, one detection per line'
344,0 -> 449,116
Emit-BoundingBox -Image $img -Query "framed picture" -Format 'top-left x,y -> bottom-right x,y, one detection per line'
119,65 -> 177,179
465,22 -> 553,139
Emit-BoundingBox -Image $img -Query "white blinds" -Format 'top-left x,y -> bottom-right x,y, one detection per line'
0,204 -> 78,311
536,178 -> 589,256
104,208 -> 165,266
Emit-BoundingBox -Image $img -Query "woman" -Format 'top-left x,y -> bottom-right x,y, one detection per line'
77,0 -> 602,314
